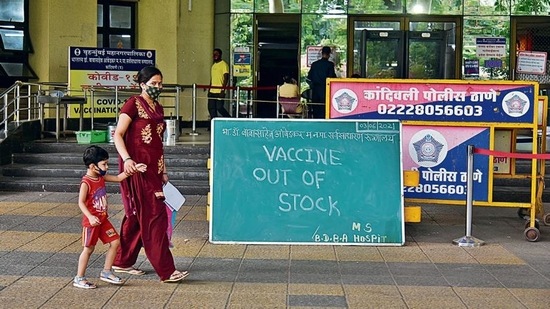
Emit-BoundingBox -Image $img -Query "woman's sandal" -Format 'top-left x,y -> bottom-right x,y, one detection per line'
73,276 -> 97,289
162,270 -> 189,283
112,266 -> 146,275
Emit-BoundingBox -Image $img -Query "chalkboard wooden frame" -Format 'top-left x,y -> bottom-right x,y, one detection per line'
210,118 -> 405,245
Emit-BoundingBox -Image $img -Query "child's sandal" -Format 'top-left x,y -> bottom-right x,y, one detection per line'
99,270 -> 123,285
73,276 -> 97,289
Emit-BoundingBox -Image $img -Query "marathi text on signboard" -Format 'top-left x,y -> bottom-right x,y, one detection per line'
68,46 -> 156,118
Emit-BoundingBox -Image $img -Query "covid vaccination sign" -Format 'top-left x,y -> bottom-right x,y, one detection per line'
68,46 -> 156,118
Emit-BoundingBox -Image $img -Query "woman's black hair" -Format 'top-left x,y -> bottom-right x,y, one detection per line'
134,66 -> 163,84
283,75 -> 294,83
83,145 -> 109,167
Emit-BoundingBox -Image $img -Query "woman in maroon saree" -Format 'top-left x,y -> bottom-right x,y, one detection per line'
112,66 -> 188,283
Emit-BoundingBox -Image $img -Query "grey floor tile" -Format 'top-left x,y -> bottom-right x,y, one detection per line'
17,216 -> 72,232
443,274 -> 504,288
0,214 -> 29,230
28,265 -> 81,278
0,251 -> 55,266
289,295 -> 346,307
236,271 -> 288,283
388,262 -> 441,277
289,272 -> 343,285
341,274 -> 395,285
36,252 -> 80,267
339,261 -> 390,276
393,275 -> 449,286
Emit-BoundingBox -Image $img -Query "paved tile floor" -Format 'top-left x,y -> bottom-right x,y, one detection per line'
1,191 -> 550,308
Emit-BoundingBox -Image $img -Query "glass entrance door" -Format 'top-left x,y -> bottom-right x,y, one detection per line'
408,30 -> 449,79
361,29 -> 404,78
351,18 -> 460,79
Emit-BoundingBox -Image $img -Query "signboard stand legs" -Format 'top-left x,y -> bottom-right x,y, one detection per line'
453,145 -> 485,247
188,84 -> 200,136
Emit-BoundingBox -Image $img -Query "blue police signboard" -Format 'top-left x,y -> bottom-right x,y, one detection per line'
328,80 -> 538,203
329,81 -> 536,124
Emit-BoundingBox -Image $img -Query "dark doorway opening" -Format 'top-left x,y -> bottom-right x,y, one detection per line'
255,15 -> 300,118
512,17 -> 550,94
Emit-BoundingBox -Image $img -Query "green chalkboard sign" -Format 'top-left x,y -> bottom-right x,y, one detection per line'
210,119 -> 404,245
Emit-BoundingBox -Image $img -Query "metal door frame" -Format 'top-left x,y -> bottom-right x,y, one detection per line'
253,14 -> 301,87
360,29 -> 406,78
348,15 -> 462,79
253,13 -> 301,117
511,16 -> 550,83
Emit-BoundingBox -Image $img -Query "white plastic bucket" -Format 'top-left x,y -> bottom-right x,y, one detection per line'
163,119 -> 179,146
108,125 -> 117,144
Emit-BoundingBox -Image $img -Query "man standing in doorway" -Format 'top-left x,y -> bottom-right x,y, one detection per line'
208,48 -> 231,128
307,46 -> 337,119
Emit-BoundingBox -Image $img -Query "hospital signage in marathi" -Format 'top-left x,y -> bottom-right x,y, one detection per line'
475,37 -> 506,58
68,46 -> 156,118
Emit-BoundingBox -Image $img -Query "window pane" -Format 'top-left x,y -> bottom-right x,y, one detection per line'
231,14 -> 253,86
109,34 -> 131,49
303,0 -> 347,14
0,29 -> 24,50
97,4 -> 104,27
97,35 -> 103,48
301,14 -> 348,84
513,0 -> 550,15
464,0 -> 509,15
349,0 -> 403,14
352,21 -> 401,77
254,0 -> 301,13
232,0 -> 253,13
0,62 -> 35,78
407,0 -> 462,15
463,16 -> 510,80
110,5 -> 131,29
0,0 -> 24,22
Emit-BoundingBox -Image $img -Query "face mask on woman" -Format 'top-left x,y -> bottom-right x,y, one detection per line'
146,85 -> 162,101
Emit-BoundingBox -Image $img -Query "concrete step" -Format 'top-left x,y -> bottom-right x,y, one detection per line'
1,163 -> 208,180
12,152 -> 209,167
20,141 -> 210,155
0,141 -> 211,195
0,176 -> 209,195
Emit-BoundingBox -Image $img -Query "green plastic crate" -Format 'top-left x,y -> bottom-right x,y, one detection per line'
75,130 -> 107,144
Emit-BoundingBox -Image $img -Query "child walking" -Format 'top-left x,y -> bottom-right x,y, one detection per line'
74,145 -> 146,289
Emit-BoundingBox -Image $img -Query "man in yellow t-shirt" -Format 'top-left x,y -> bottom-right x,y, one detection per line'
208,48 -> 231,128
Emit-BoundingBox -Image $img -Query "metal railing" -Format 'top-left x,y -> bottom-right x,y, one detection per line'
0,81 -> 184,141
1,81 -> 309,141
1,81 -> 69,139
82,84 -> 182,129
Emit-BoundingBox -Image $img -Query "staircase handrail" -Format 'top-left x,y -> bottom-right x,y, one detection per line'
1,81 -> 24,139
1,81 -> 71,139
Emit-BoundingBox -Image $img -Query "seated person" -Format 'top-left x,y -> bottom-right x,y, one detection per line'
279,75 -> 299,98
279,75 -> 303,117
